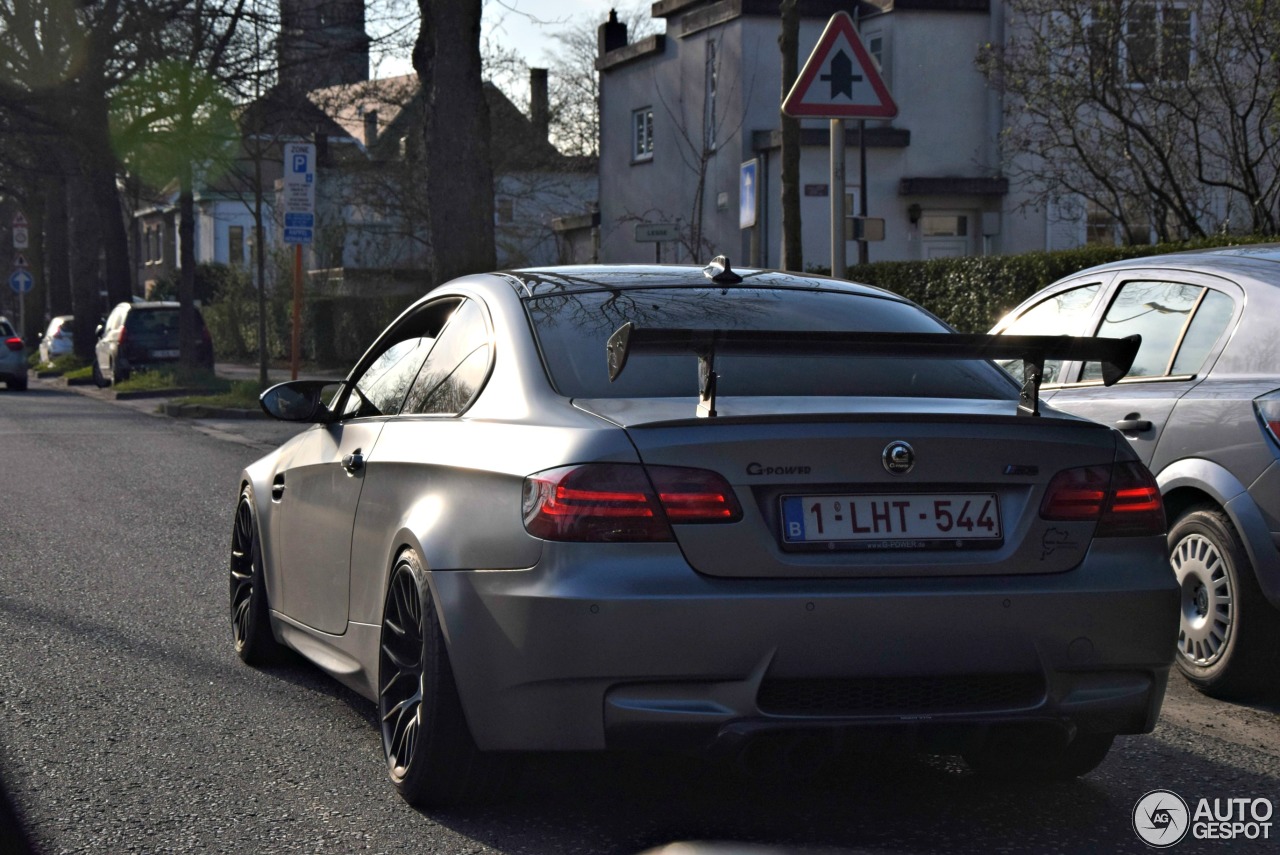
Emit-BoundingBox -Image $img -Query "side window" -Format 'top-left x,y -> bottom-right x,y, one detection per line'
1082,280 -> 1203,380
1171,289 -> 1234,375
344,336 -> 435,418
402,299 -> 491,416
999,283 -> 1103,384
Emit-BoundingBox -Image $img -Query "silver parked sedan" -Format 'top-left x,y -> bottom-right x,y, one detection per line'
992,245 -> 1280,699
231,261 -> 1177,806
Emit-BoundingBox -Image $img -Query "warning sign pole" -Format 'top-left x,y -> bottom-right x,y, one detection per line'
782,10 -> 896,276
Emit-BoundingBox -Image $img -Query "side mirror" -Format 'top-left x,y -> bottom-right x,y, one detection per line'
95,322 -> 105,338
260,380 -> 338,423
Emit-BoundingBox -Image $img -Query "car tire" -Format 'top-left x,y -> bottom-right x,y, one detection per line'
378,549 -> 519,807
92,360 -> 108,388
964,730 -> 1115,780
1169,506 -> 1280,698
229,488 -> 284,665
7,376 -> 26,391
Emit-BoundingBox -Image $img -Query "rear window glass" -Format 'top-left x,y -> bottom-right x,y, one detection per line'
0,320 -> 13,336
128,309 -> 180,336
525,287 -> 1015,400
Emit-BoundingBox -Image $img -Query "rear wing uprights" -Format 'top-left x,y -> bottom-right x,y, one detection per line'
605,323 -> 1140,419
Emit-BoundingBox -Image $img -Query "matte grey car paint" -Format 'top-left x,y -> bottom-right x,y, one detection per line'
241,265 -> 1178,754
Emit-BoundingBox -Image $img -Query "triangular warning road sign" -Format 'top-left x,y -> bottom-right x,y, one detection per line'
12,253 -> 29,269
11,211 -> 27,228
782,12 -> 897,119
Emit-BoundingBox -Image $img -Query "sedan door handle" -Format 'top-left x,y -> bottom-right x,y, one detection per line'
342,450 -> 365,474
1115,418 -> 1153,432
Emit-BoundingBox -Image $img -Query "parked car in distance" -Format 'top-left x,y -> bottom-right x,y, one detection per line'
992,245 -> 1280,698
38,315 -> 74,364
93,301 -> 214,386
0,316 -> 27,391
231,259 -> 1177,806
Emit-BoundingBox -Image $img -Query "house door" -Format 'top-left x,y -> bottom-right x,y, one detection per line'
920,212 -> 971,258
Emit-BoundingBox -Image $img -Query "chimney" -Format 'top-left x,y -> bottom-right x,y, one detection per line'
598,9 -> 628,58
530,68 -> 549,142
363,109 -> 378,149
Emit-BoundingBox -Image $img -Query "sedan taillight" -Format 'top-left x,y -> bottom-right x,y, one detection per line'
4,337 -> 22,352
523,463 -> 742,542
1254,390 -> 1280,449
1041,462 -> 1164,537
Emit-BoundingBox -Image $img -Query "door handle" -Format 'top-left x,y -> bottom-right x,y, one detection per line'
342,450 -> 365,474
1115,418 -> 1153,432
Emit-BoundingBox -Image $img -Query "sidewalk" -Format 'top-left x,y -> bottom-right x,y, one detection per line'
36,361 -> 345,451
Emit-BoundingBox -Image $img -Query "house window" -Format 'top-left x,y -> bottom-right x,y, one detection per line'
632,107 -> 654,162
866,31 -> 885,72
1125,2 -> 1192,83
920,215 -> 968,237
496,197 -> 515,224
228,226 -> 245,266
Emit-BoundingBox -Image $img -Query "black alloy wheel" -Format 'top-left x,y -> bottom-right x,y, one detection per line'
377,549 -> 518,806
229,489 -> 282,665
92,359 -> 107,388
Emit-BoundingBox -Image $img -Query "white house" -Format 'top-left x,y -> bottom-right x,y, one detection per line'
594,0 -> 1089,269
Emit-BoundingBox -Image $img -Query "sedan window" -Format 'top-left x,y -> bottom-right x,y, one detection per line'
1081,280 -> 1224,380
402,299 -> 491,415
527,287 -> 1014,400
998,283 -> 1102,384
350,336 -> 435,416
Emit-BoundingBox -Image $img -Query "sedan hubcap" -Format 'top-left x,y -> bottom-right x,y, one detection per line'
1171,533 -> 1233,668
379,565 -> 424,779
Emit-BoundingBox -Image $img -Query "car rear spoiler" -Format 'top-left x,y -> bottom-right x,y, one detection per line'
605,323 -> 1140,418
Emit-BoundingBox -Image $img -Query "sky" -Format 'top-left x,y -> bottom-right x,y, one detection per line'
373,0 -> 633,78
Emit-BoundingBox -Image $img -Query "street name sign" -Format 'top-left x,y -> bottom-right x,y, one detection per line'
782,12 -> 897,119
635,223 -> 679,242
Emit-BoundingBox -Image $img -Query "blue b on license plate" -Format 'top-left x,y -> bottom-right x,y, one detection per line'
781,493 -> 1001,545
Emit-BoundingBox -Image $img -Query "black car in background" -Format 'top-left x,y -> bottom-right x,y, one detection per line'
93,301 -> 214,386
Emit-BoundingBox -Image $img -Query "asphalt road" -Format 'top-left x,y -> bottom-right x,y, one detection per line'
2,382 -> 1278,854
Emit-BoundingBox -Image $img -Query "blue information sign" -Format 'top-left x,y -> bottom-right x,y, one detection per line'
9,269 -> 33,294
740,159 -> 758,230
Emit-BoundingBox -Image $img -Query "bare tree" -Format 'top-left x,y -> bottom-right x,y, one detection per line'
979,0 -> 1280,242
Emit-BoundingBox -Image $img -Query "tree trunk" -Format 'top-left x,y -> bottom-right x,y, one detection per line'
178,162 -> 197,371
45,166 -> 72,318
69,184 -> 103,364
414,0 -> 495,285
779,0 -> 802,271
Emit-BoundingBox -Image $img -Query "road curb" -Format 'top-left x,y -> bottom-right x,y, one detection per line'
160,402 -> 265,420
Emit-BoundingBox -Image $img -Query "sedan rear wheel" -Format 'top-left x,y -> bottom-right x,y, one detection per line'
1170,507 -> 1280,698
92,360 -> 108,388
378,549 -> 518,806
229,489 -> 283,665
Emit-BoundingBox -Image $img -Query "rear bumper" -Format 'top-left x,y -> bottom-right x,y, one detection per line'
432,537 -> 1178,753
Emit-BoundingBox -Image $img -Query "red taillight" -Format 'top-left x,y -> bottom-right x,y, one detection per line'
1255,390 -> 1280,448
1041,461 -> 1164,537
4,337 -> 22,352
523,463 -> 742,542
116,326 -> 128,347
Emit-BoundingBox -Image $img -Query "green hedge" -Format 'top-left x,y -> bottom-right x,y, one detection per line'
840,234 -> 1280,333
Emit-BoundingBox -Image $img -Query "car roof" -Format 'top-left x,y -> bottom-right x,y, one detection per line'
121,301 -> 181,310
499,264 -> 903,301
1070,243 -> 1280,281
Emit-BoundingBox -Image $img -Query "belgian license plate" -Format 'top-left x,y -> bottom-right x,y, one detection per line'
781,493 -> 1001,547
152,349 -> 179,358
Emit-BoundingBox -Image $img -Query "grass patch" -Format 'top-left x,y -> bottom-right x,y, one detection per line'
63,365 -> 94,381
41,354 -> 89,375
174,379 -> 263,410
114,367 -> 227,393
